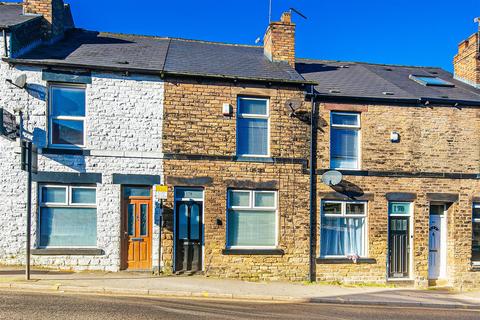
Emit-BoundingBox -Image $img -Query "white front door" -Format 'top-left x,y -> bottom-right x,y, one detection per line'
428,204 -> 447,280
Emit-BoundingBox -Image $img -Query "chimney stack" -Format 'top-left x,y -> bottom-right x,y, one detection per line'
23,0 -> 65,40
453,23 -> 480,88
263,11 -> 296,67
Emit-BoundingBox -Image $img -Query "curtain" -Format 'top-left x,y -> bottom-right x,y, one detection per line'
321,217 -> 364,256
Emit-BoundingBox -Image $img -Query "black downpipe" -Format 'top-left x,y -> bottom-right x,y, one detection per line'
308,87 -> 318,282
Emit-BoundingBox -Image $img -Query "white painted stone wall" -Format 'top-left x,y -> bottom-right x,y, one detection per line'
0,61 -> 164,271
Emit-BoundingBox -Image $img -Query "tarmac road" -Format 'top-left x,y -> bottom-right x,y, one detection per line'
1,289 -> 479,320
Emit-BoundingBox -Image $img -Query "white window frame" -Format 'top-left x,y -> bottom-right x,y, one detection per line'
236,97 -> 270,158
330,111 -> 361,170
48,83 -> 87,149
473,203 -> 480,266
226,189 -> 278,249
38,184 -> 97,249
319,200 -> 368,258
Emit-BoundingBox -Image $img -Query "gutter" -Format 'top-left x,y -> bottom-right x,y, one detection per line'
305,93 -> 480,107
308,85 -> 318,282
2,57 -> 317,87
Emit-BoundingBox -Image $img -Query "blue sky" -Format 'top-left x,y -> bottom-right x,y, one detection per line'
7,0 -> 480,71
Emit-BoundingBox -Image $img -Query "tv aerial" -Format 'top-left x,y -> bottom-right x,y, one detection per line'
321,170 -> 343,186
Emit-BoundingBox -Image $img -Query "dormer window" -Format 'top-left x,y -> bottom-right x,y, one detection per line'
409,75 -> 455,87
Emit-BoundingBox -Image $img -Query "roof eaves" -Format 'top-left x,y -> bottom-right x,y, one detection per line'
3,57 -> 317,85
162,70 -> 316,85
2,57 -> 164,75
311,93 -> 480,107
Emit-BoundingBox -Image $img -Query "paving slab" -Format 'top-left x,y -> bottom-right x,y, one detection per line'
0,266 -> 479,309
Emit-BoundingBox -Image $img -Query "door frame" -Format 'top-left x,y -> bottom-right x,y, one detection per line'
387,202 -> 414,280
428,202 -> 448,280
120,186 -> 153,271
172,187 -> 205,273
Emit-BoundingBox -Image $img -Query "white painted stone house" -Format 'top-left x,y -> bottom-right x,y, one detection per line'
0,1 -> 164,271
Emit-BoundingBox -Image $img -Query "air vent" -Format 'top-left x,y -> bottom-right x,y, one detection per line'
329,89 -> 341,94
382,91 -> 395,96
384,68 -> 393,71
339,65 -> 350,69
116,61 -> 129,65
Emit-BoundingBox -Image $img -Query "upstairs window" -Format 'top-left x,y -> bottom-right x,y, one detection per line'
49,84 -> 86,148
330,112 -> 360,170
236,97 -> 269,157
473,204 -> 480,264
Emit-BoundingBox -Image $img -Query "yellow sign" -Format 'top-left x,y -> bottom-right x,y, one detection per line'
155,185 -> 168,200
155,185 -> 168,193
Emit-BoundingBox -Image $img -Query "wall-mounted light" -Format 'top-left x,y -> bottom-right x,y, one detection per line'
390,131 -> 400,143
222,103 -> 232,116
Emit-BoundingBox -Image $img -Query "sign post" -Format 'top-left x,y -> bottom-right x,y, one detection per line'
154,185 -> 168,274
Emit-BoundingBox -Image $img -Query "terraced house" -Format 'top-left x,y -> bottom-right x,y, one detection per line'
1,0 -> 480,290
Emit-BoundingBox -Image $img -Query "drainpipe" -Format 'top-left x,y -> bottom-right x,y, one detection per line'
2,29 -> 8,57
308,86 -> 318,282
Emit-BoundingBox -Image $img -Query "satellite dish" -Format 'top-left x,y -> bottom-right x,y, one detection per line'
7,74 -> 27,89
321,170 -> 343,186
13,74 -> 27,88
285,99 -> 302,114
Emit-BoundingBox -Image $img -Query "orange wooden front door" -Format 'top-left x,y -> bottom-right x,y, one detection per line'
122,197 -> 152,270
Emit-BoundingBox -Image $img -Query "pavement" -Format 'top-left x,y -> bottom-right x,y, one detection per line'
1,266 -> 480,309
2,290 -> 480,320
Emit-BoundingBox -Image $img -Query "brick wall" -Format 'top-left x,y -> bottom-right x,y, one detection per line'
316,102 -> 480,289
162,78 -> 312,280
0,63 -> 164,271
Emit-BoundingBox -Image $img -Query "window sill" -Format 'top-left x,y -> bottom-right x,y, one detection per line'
41,148 -> 90,156
31,248 -> 104,256
235,156 -> 274,163
222,249 -> 284,256
471,263 -> 480,272
316,257 -> 376,264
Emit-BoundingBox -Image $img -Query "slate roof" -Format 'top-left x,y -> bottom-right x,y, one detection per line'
296,59 -> 480,104
9,29 -> 308,84
0,3 -> 40,29
18,30 -> 171,72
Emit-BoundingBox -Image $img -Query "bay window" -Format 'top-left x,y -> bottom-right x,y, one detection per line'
39,185 -> 97,248
49,84 -> 86,148
227,190 -> 277,248
320,200 -> 367,257
330,112 -> 360,170
236,97 -> 269,157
